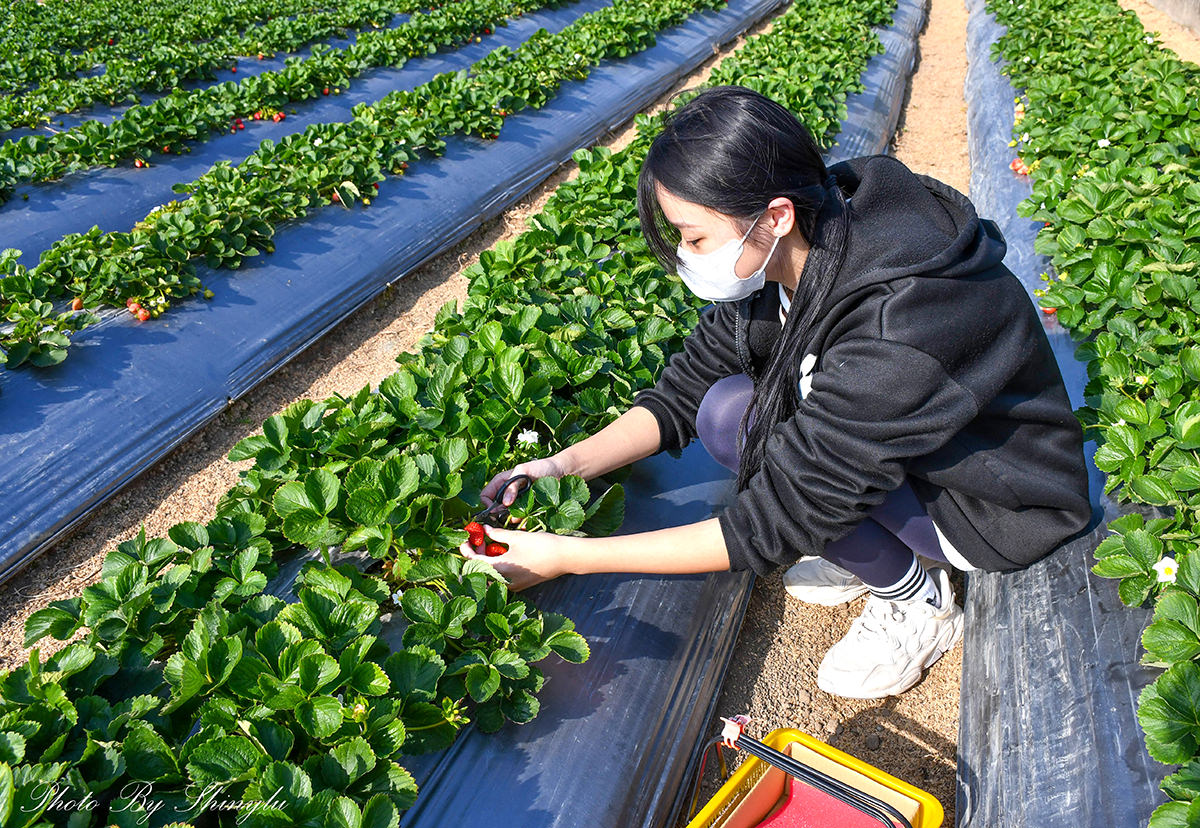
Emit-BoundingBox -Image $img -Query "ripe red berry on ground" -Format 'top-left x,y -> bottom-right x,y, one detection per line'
71,297 -> 83,311
137,308 -> 151,322
323,87 -> 330,95
1042,307 -> 1056,315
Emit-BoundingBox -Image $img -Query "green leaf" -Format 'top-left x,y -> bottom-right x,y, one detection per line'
1140,662 -> 1200,764
466,663 -> 501,702
305,469 -> 341,515
350,662 -> 391,696
0,734 -> 24,765
186,735 -> 261,784
484,612 -> 511,639
383,647 -> 444,703
1119,574 -> 1156,607
400,588 -> 442,626
1171,465 -> 1200,492
1148,801 -> 1192,828
547,630 -> 590,664
490,649 -> 528,680
282,510 -> 338,548
1143,590 -> 1200,662
330,736 -> 377,786
1130,475 -> 1179,506
1125,528 -> 1164,569
348,487 -> 392,527
24,603 -> 81,647
494,361 -> 525,400
273,482 -> 312,518
361,794 -> 400,828
123,720 -> 181,782
296,695 -> 343,740
297,653 -> 340,696
501,689 -> 540,724
581,483 -> 625,536
329,796 -> 362,828
1092,554 -> 1148,579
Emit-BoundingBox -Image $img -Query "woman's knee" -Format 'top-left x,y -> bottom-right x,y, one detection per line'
697,373 -> 755,472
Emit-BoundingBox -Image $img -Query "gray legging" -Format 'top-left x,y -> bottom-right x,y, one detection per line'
697,372 -> 949,588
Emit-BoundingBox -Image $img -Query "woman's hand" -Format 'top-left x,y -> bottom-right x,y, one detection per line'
478,456 -> 570,526
460,524 -> 577,591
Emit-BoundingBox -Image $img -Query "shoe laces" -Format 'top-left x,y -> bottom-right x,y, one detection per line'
850,596 -> 919,643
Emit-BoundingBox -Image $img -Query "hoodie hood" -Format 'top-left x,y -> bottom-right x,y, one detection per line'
823,154 -> 1008,300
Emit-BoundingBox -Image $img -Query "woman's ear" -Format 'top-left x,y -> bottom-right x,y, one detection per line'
765,196 -> 797,238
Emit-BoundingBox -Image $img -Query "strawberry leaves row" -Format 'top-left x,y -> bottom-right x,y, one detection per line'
0,0 -> 551,200
0,0 -> 723,371
985,0 -> 1200,822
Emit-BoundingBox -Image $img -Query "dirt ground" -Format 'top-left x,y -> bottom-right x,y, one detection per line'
2,0 -> 1196,825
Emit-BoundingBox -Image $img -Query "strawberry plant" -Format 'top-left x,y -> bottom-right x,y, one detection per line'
987,0 -> 1200,822
1,0 -> 903,820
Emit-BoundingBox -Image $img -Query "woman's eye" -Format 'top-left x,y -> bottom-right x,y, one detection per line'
686,239 -> 700,248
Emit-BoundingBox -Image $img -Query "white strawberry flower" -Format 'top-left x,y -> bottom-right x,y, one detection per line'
353,702 -> 367,716
313,138 -> 323,147
1153,556 -> 1178,583
1145,34 -> 1155,44
1116,418 -> 1126,426
516,428 -> 539,445
1097,138 -> 1111,148
391,588 -> 404,604
1136,375 -> 1150,385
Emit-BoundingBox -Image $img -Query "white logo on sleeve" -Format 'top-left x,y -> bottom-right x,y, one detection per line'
799,353 -> 817,400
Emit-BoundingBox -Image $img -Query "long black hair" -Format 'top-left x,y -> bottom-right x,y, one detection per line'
636,85 -> 851,494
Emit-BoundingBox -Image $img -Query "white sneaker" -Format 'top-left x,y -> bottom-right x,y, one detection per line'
783,556 -> 870,605
816,567 -> 963,699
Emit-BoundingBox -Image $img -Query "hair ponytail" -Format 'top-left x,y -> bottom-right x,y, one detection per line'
636,86 -> 852,494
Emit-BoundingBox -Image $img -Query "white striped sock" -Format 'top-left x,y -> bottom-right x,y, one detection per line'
868,556 -> 940,606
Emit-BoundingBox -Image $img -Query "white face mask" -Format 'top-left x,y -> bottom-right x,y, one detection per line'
675,209 -> 781,302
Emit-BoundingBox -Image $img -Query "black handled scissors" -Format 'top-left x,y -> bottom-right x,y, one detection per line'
471,473 -> 533,526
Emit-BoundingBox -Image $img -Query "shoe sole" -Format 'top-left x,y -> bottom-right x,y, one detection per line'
783,582 -> 871,606
816,608 -> 965,700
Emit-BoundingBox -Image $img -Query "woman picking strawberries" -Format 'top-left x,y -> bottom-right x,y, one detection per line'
461,86 -> 1091,699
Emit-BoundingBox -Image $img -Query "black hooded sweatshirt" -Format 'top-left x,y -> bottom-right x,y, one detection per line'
629,154 -> 1092,574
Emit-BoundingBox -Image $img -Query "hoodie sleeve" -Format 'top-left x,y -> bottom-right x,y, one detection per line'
716,336 -> 982,575
630,300 -> 744,454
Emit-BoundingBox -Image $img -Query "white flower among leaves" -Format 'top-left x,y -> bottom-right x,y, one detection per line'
391,588 -> 404,604
516,428 -> 539,445
353,703 -> 367,717
1154,556 -> 1179,583
1097,138 -> 1111,148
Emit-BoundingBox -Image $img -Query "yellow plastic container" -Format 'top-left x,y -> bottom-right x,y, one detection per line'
685,728 -> 944,828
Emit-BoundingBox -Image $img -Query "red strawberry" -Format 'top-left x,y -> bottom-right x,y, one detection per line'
323,87 -> 330,95
126,298 -> 138,308
278,112 -> 286,121
231,65 -> 237,73
484,27 -> 491,34
71,297 -> 84,311
257,52 -> 265,60
108,38 -> 114,45
1042,307 -> 1056,315
137,307 -> 151,322
134,158 -> 145,168
163,146 -> 170,152
465,521 -> 486,536
372,182 -> 379,189
129,302 -> 143,315
331,191 -> 340,203
484,542 -> 507,557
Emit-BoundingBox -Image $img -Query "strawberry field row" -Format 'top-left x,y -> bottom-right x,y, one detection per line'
1,0 -> 903,821
0,0 -> 717,372
0,0 -> 380,96
0,0 -> 546,200
991,0 -> 1200,823
0,0 -> 433,129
